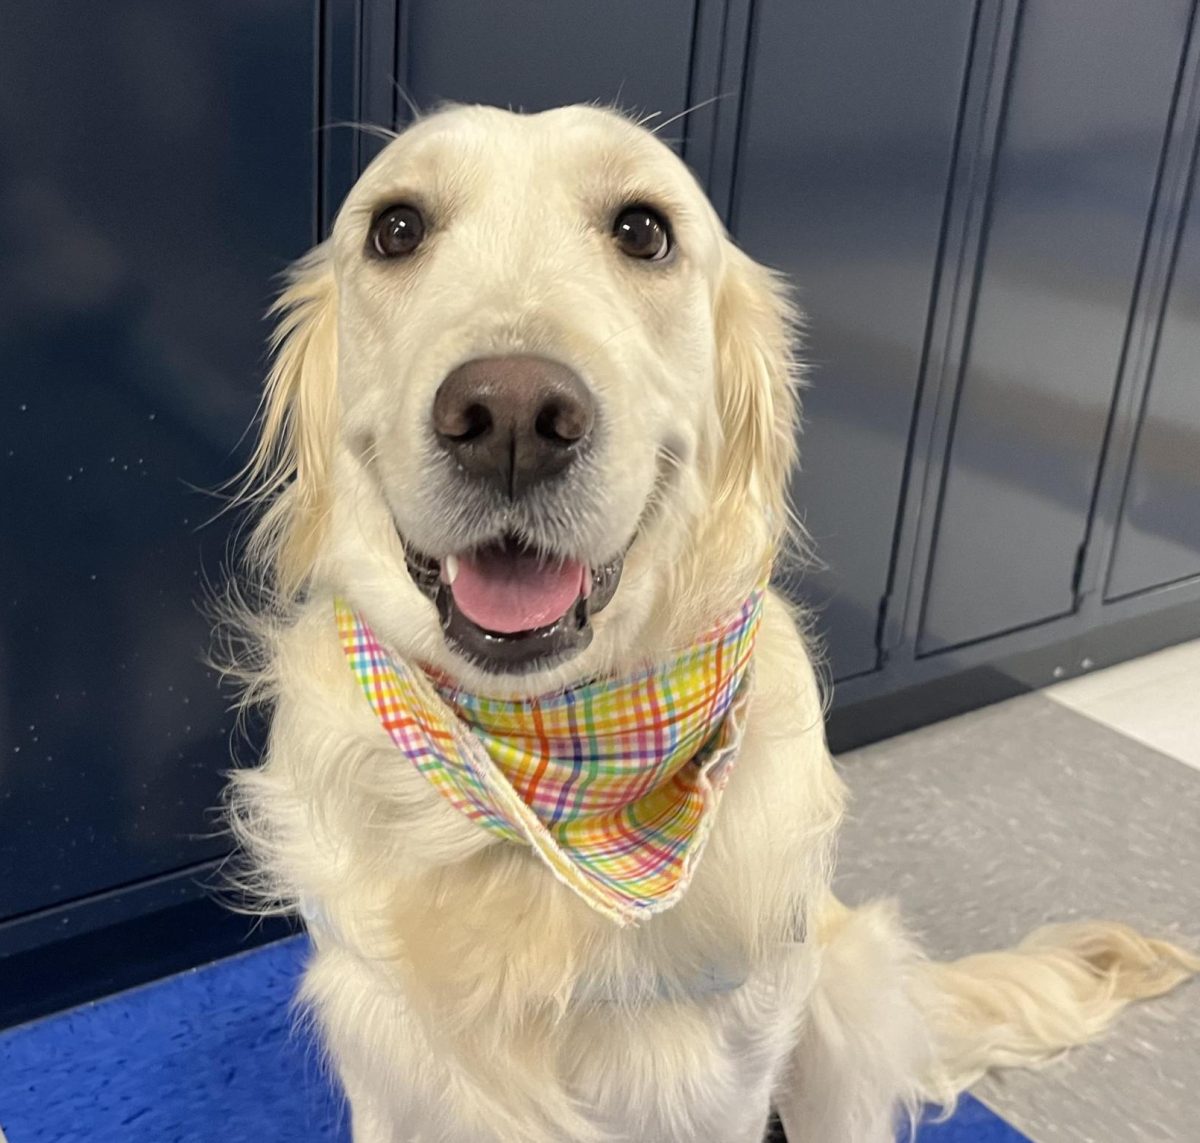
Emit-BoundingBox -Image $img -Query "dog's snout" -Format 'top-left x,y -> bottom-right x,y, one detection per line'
432,356 -> 595,498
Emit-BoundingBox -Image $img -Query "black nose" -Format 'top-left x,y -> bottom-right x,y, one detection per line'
432,355 -> 596,498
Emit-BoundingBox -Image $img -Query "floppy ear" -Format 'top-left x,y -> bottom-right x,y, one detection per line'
711,240 -> 800,554
239,242 -> 338,598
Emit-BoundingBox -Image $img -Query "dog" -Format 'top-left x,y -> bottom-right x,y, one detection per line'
224,104 -> 1197,1143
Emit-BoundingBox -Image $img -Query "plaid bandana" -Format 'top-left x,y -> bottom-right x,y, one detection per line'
335,589 -> 764,927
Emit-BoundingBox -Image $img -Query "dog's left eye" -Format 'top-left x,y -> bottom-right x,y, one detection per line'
369,204 -> 426,258
613,206 -> 672,261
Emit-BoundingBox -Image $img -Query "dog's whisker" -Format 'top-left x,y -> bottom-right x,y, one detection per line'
574,321 -> 642,373
322,119 -> 402,143
648,93 -> 732,137
393,83 -> 423,122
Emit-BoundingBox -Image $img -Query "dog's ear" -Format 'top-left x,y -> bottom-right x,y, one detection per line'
240,242 -> 338,597
711,241 -> 800,551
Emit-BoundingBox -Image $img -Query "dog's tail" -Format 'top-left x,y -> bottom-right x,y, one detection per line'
915,920 -> 1199,1103
775,902 -> 1197,1142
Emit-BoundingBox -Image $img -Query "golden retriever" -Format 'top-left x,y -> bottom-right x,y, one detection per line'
225,104 -> 1197,1143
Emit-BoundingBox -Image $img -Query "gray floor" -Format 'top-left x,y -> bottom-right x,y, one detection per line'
833,691 -> 1200,1143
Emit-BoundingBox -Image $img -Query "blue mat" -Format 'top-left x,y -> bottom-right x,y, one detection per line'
0,937 -> 1030,1142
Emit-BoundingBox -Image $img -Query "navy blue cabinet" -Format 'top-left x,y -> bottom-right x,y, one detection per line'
916,0 -> 1192,654
3,0 -> 1199,991
0,1 -> 315,923
731,1 -> 975,679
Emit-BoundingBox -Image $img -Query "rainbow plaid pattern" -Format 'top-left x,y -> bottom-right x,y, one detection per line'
334,589 -> 764,926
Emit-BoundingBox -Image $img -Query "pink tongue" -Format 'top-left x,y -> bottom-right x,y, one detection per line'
450,548 -> 586,634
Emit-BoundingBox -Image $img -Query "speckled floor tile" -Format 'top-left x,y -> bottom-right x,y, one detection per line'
834,691 -> 1200,1143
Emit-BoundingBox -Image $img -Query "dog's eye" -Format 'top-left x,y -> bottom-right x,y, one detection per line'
612,206 -> 671,261
370,204 -> 425,258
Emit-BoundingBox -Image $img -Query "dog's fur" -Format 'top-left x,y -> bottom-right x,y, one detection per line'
225,105 -> 1198,1143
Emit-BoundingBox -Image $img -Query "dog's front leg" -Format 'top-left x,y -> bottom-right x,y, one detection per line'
773,902 -> 930,1143
302,945 -> 434,1143
338,1058 -> 409,1143
347,1095 -> 397,1143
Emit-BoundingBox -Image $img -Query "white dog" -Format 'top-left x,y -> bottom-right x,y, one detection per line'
225,104 -> 1197,1143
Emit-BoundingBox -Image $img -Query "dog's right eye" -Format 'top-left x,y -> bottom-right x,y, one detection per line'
613,206 -> 672,261
369,204 -> 426,258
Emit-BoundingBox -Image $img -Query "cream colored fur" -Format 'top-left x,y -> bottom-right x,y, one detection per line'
225,105 -> 1197,1143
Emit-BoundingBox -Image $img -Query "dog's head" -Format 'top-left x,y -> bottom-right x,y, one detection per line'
247,105 -> 797,691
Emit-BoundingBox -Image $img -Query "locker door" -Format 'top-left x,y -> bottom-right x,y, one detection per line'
917,0 -> 1191,653
1107,158 -> 1200,600
731,1 -> 975,679
0,1 -> 316,919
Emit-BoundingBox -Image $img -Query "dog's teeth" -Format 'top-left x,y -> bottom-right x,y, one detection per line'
442,554 -> 460,586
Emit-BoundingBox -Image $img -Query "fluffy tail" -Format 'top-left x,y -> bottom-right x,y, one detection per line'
775,903 -> 1197,1143
916,920 -> 1199,1104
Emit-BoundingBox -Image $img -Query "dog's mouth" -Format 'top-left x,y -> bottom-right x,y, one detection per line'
404,532 -> 625,673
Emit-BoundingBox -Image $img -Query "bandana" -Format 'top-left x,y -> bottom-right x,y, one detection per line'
335,589 -> 764,927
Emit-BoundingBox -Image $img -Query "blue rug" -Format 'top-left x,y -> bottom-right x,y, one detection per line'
0,937 -> 1030,1142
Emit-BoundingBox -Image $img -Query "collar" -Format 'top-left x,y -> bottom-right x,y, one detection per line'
335,588 -> 765,926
